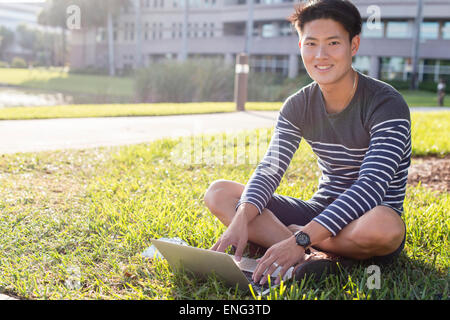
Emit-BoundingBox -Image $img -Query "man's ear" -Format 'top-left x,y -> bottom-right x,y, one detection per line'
298,40 -> 302,49
351,34 -> 361,56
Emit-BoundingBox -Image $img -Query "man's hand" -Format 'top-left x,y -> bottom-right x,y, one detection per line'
252,236 -> 305,285
210,212 -> 249,262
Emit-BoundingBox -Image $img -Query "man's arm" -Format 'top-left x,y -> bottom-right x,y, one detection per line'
235,112 -> 303,215
313,117 -> 411,236
211,111 -> 303,260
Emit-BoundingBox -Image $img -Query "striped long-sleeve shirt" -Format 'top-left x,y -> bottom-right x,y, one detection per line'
236,72 -> 411,236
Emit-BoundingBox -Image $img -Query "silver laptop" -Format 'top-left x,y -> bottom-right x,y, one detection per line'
150,238 -> 293,296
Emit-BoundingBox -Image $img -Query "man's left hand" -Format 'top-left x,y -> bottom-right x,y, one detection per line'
252,236 -> 305,285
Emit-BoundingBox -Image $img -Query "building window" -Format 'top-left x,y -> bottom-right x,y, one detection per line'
421,22 -> 439,40
386,21 -> 413,39
353,56 -> 371,75
380,56 -> 408,80
202,23 -> 207,37
362,21 -> 384,38
261,23 -> 277,38
250,55 -> 289,76
280,21 -> 293,36
144,22 -> 148,40
130,23 -> 135,41
443,22 -> 450,40
124,22 -> 129,41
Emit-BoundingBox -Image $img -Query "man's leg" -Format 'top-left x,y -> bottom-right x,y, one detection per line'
204,179 -> 292,249
306,205 -> 406,260
204,179 -> 405,260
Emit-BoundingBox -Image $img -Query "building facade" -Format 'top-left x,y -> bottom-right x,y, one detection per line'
69,0 -> 450,82
0,2 -> 45,61
0,2 -> 44,30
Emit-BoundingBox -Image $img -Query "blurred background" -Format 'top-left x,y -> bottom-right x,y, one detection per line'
0,0 -> 449,106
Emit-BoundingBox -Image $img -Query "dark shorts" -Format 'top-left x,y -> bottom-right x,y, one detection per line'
265,193 -> 406,265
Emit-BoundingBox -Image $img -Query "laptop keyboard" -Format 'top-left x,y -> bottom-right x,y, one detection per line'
242,270 -> 273,292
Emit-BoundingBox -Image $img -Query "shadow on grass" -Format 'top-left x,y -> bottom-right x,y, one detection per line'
165,251 -> 448,300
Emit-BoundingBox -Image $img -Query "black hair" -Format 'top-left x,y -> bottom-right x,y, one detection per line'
287,0 -> 362,41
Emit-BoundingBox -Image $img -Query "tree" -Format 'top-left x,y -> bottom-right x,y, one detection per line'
38,0 -> 74,66
16,24 -> 62,66
0,26 -> 14,60
73,0 -> 131,75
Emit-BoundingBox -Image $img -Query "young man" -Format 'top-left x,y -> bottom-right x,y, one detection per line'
204,0 -> 410,286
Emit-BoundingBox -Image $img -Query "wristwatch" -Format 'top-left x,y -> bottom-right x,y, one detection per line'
294,231 -> 311,250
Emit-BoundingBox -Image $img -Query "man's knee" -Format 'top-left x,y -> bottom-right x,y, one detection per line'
351,207 -> 405,255
203,179 -> 230,210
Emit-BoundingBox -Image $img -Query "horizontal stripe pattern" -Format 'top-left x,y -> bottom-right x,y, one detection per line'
236,112 -> 411,237
312,118 -> 411,235
235,113 -> 302,214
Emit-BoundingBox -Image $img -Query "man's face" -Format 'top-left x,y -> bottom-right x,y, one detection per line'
298,18 -> 360,86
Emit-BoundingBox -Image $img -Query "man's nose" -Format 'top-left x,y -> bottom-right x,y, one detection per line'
315,44 -> 328,59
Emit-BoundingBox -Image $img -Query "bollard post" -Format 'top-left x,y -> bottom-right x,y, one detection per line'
234,53 -> 249,111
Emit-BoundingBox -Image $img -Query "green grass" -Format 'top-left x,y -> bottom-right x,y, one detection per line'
0,115 -> 448,300
0,102 -> 280,120
400,90 -> 450,108
411,112 -> 450,156
0,68 -> 133,98
0,98 -> 447,121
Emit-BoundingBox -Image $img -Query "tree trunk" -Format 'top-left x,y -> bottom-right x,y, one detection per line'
61,28 -> 66,66
134,0 -> 142,68
107,11 -> 115,76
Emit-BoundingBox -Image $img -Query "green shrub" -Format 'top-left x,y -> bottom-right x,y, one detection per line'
11,57 -> 27,68
69,66 -> 109,76
385,79 -> 450,94
419,81 -> 450,94
0,60 -> 8,68
135,58 -> 234,102
135,58 -> 313,103
384,79 -> 411,91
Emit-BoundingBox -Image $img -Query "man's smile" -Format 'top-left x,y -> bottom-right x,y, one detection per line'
315,64 -> 334,71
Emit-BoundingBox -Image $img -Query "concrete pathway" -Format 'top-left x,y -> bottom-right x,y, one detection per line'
1,107 -> 449,155
0,111 -> 279,155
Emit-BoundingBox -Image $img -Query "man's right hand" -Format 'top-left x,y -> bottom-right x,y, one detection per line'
210,211 -> 250,262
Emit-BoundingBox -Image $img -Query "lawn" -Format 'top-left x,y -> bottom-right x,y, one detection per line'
0,102 -> 280,120
0,68 -> 133,98
0,113 -> 448,300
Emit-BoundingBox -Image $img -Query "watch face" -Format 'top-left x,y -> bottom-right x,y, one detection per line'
296,232 -> 310,247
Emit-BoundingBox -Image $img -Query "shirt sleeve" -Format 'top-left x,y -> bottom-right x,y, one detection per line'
312,94 -> 412,236
235,111 -> 303,214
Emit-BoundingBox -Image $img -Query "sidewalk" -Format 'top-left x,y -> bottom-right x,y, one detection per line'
1,107 -> 449,155
0,111 -> 279,155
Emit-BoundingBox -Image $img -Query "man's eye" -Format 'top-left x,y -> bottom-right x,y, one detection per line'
330,41 -> 339,45
305,42 -> 315,46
